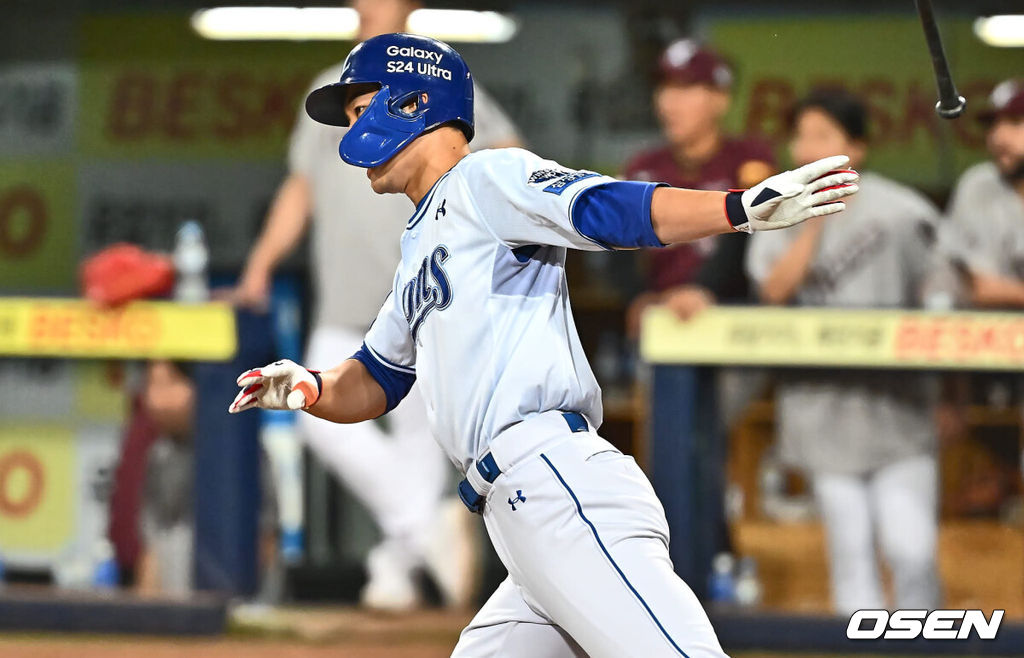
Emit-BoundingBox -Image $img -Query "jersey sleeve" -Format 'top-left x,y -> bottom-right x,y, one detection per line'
348,272 -> 417,414
464,148 -> 666,251
469,83 -> 521,150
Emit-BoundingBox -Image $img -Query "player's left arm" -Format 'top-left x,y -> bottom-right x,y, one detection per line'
649,155 -> 859,244
476,151 -> 855,252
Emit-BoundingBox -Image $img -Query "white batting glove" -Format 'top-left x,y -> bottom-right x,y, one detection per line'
228,359 -> 322,413
724,155 -> 860,232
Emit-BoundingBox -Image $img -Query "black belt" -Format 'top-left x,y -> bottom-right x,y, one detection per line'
458,411 -> 589,514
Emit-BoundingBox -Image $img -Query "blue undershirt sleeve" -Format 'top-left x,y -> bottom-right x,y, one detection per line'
569,181 -> 667,250
349,342 -> 416,414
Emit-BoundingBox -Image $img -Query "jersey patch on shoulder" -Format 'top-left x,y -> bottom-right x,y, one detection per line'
528,167 -> 600,196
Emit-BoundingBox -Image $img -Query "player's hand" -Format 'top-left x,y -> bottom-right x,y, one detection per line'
232,267 -> 272,311
729,155 -> 859,232
228,359 -> 322,413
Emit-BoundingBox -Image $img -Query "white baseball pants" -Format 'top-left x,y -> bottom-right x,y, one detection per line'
452,411 -> 728,658
813,454 -> 941,615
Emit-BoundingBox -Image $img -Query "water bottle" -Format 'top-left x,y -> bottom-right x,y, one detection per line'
173,220 -> 210,303
735,556 -> 763,607
707,552 -> 736,604
54,550 -> 93,589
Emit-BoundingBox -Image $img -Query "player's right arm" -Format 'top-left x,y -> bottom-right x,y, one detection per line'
227,357 -> 387,422
235,173 -> 313,307
230,276 -> 416,422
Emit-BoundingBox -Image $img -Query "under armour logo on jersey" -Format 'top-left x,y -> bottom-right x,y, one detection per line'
434,198 -> 447,221
402,245 -> 453,341
508,490 -> 526,511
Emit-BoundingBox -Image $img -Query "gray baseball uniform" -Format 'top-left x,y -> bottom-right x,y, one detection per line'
943,161 -> 1024,280
746,171 -> 939,475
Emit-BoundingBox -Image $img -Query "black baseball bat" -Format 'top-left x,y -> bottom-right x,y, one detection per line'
915,0 -> 966,119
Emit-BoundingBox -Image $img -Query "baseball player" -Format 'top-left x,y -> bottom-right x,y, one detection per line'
235,0 -> 520,610
746,89 -> 941,615
626,39 -> 775,327
229,33 -> 857,657
943,79 -> 1024,308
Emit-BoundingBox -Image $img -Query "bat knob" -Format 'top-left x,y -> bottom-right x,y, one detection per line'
936,95 -> 966,119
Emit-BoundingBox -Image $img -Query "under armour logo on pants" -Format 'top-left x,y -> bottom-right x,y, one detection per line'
508,490 -> 526,511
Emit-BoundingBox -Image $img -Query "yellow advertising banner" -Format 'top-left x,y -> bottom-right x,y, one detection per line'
0,297 -> 237,360
641,306 -> 1024,371
0,425 -> 76,554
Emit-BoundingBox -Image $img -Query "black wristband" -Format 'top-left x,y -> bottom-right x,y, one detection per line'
724,190 -> 750,232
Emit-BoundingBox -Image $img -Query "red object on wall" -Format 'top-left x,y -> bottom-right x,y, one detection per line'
80,243 -> 175,307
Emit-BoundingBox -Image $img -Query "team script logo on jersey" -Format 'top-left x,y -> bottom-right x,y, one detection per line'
402,245 -> 453,340
528,167 -> 600,196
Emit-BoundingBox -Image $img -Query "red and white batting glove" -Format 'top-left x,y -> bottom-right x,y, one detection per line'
724,154 -> 859,232
228,359 -> 322,413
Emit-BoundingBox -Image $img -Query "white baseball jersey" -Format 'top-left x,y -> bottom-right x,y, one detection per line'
351,148 -> 664,472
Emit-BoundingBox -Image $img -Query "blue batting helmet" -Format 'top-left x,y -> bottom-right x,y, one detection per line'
305,33 -> 474,168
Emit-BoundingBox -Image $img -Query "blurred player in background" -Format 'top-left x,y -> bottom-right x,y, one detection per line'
135,361 -> 278,596
944,79 -> 1024,309
234,0 -> 520,610
942,78 -> 1024,489
626,39 -> 774,331
623,40 -> 776,569
746,89 -> 941,615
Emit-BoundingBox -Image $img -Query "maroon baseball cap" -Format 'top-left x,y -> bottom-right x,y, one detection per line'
979,78 -> 1024,125
656,39 -> 733,89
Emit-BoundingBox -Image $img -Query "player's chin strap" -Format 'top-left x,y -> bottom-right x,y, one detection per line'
723,189 -> 753,234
